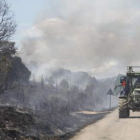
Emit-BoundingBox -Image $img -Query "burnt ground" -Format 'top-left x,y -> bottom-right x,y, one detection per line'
0,106 -> 116,140
0,106 -> 38,140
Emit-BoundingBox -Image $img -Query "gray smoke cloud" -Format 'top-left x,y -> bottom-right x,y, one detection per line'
20,0 -> 140,79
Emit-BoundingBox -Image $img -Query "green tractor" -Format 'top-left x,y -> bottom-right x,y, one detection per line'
113,66 -> 140,118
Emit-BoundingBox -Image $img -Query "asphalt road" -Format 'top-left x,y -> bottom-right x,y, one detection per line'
70,109 -> 140,140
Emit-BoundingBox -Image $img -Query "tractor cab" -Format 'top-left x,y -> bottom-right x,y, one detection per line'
113,66 -> 140,118
113,67 -> 140,96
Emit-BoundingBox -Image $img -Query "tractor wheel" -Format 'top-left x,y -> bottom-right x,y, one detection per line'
119,98 -> 129,118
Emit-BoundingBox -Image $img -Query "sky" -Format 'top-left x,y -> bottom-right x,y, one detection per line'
6,0 -> 140,79
7,0 -> 46,43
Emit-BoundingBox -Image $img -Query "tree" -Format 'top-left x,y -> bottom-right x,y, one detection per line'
70,85 -> 79,93
48,76 -> 54,85
8,56 -> 31,83
85,84 -> 95,95
60,79 -> 69,90
0,50 -> 12,93
41,75 -> 44,88
0,0 -> 16,41
0,0 -> 17,93
0,53 -> 31,94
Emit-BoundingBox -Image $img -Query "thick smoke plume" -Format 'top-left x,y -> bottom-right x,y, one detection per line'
20,0 -> 140,79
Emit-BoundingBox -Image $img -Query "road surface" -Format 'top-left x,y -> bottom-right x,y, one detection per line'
70,109 -> 140,140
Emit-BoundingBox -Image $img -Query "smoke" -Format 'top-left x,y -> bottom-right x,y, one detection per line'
20,0 -> 140,79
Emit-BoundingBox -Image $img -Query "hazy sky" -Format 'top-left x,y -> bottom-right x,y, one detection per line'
6,0 -> 140,79
7,0 -> 46,43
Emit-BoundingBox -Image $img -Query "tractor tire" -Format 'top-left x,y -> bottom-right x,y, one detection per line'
119,98 -> 129,118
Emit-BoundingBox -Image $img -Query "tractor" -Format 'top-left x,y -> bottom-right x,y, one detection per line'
113,66 -> 140,118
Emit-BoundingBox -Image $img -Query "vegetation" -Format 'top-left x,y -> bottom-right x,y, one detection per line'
0,0 -> 16,41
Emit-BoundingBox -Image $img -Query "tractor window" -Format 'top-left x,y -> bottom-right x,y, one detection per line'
132,77 -> 140,88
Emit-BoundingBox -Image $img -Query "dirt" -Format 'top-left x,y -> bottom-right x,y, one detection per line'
70,109 -> 140,140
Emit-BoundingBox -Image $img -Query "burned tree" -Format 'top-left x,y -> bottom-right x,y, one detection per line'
0,0 -> 16,41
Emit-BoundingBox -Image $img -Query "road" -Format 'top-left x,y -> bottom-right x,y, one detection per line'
70,109 -> 140,140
